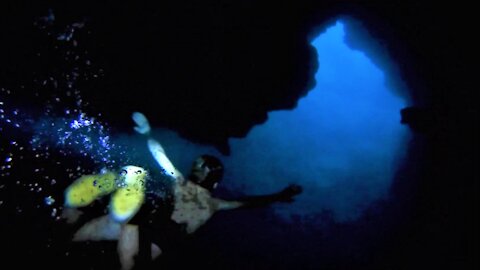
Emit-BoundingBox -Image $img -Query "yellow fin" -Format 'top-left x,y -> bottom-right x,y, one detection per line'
110,166 -> 147,223
64,171 -> 116,208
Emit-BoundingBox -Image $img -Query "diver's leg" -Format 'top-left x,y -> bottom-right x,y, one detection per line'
73,215 -> 121,241
117,225 -> 161,269
118,224 -> 139,270
151,243 -> 162,260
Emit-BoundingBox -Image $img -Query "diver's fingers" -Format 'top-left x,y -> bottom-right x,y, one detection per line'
281,184 -> 302,196
132,112 -> 151,134
289,184 -> 303,195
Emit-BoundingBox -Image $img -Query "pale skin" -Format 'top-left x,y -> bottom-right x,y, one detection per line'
72,138 -> 245,270
70,112 -> 301,270
116,139 -> 245,269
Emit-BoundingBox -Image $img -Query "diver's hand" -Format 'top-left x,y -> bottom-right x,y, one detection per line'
276,184 -> 303,203
132,112 -> 151,135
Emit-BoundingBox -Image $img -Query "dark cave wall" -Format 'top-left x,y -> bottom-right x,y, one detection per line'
1,1 -> 472,149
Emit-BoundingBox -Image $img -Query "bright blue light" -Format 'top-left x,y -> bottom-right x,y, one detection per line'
225,20 -> 410,222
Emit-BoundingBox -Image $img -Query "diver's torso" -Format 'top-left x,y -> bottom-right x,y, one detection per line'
171,181 -> 217,233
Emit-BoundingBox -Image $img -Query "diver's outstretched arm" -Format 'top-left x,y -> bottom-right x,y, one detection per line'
214,184 -> 303,211
132,112 -> 185,183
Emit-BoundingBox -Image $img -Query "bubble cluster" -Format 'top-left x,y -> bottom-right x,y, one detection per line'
29,112 -> 127,167
44,196 -> 55,205
0,9 -> 125,220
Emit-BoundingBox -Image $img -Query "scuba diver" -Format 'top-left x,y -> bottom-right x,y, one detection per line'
62,112 -> 303,270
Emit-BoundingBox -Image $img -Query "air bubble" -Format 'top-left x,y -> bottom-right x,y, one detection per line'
44,196 -> 55,205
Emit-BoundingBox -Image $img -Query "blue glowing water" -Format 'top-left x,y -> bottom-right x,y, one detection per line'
223,21 -> 410,222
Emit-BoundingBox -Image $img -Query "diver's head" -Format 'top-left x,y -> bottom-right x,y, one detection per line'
189,155 -> 224,191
